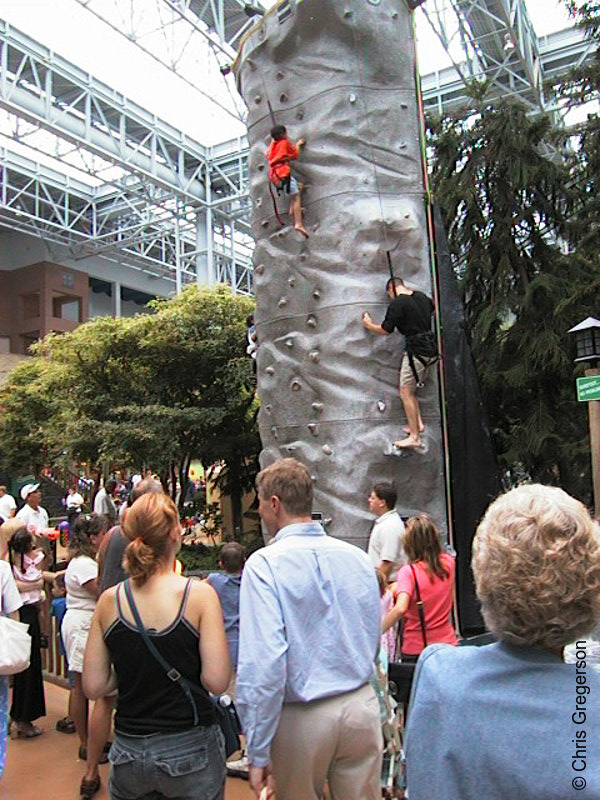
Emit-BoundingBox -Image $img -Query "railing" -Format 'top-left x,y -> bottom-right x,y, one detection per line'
41,593 -> 69,688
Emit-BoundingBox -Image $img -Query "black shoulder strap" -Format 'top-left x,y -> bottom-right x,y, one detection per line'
409,564 -> 428,649
123,578 -> 203,726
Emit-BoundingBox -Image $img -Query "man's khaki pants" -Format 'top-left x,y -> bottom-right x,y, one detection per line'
270,683 -> 382,800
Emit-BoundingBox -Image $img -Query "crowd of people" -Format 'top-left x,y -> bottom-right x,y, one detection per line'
0,461 -> 599,799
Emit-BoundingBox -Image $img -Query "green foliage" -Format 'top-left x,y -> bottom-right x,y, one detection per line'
428,92 -> 597,502
0,286 -> 260,524
179,533 -> 264,574
179,543 -> 223,573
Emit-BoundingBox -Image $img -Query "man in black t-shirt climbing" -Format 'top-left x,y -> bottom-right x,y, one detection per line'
363,276 -> 436,450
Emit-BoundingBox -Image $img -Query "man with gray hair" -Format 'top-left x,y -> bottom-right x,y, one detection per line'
237,458 -> 382,800
93,478 -> 118,522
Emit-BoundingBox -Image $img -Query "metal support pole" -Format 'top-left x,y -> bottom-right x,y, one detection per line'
206,165 -> 214,285
112,280 -> 121,318
174,200 -> 182,295
230,220 -> 236,294
586,367 -> 600,520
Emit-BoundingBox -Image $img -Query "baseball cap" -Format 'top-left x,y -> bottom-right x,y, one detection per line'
20,483 -> 40,501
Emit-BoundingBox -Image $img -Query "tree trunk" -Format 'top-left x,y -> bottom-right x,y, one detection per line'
229,486 -> 243,543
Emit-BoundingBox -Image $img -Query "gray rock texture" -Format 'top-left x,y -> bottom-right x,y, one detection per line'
235,0 -> 447,547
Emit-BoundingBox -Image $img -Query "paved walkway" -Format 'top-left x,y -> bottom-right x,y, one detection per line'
2,681 -> 253,800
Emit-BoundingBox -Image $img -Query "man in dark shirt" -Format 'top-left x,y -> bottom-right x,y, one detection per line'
363,276 -> 435,449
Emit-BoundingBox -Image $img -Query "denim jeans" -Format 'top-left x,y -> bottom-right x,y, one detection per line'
108,724 -> 225,800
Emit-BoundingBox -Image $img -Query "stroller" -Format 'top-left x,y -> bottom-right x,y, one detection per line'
371,650 -> 405,799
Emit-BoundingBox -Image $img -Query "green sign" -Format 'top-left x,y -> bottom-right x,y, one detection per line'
576,375 -> 600,402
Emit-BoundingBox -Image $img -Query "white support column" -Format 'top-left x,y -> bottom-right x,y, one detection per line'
230,220 -> 236,295
174,200 -> 182,295
112,280 -> 121,318
198,162 -> 214,286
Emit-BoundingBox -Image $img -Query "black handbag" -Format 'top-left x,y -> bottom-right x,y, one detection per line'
388,565 -> 427,705
122,579 -> 241,757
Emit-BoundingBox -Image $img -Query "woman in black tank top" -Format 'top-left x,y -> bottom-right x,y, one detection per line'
82,493 -> 231,800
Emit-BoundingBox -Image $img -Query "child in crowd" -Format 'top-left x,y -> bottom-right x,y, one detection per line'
8,528 -> 54,648
206,542 -> 244,690
267,124 -> 309,238
377,568 -> 396,663
206,542 -> 246,777
50,574 -> 76,734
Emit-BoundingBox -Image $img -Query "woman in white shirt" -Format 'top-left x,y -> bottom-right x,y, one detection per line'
62,513 -> 109,798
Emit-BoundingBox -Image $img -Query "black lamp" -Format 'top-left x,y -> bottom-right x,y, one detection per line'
568,317 -> 600,365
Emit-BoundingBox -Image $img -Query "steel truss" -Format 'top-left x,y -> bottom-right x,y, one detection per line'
0,18 -> 253,294
420,0 -> 595,116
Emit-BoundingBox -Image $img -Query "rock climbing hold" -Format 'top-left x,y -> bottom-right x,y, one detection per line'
377,401 -> 386,412
261,220 -> 269,228
311,402 -> 324,413
307,424 -> 319,436
254,95 -> 262,104
278,297 -> 287,308
271,427 -> 278,439
349,93 -> 357,103
309,351 -> 320,363
265,366 -> 275,376
313,289 -> 321,299
288,277 -> 296,287
255,263 -> 265,275
344,9 -> 353,17
291,380 -> 302,392
276,71 -> 285,80
280,93 -> 288,103
264,404 -> 272,414
322,445 -> 333,456
307,315 -> 317,328
286,339 -> 293,348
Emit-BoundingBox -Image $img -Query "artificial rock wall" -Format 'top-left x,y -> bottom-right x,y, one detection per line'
235,0 -> 447,547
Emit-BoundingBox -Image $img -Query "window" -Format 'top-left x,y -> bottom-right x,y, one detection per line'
53,295 -> 81,322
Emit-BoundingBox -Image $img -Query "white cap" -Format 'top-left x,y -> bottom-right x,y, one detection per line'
20,483 -> 40,501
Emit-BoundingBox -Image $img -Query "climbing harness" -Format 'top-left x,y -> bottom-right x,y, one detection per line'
268,179 -> 286,226
406,333 -> 439,388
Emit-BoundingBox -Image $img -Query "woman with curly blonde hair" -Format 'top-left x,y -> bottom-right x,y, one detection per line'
405,484 -> 600,800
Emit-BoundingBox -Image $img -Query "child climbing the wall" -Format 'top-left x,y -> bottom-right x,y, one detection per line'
267,124 -> 309,238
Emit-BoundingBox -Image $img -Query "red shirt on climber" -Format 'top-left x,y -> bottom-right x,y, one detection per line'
267,138 -> 298,184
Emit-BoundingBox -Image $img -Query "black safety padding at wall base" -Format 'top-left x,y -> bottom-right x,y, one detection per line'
434,204 -> 503,635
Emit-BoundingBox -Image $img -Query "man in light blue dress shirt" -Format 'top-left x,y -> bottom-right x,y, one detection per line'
237,458 -> 382,800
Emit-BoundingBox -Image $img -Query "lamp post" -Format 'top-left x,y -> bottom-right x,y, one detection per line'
568,317 -> 600,519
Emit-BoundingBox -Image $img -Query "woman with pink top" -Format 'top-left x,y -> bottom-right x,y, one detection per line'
382,515 -> 457,660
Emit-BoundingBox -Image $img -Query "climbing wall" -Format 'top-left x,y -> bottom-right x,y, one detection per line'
234,0 -> 447,547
